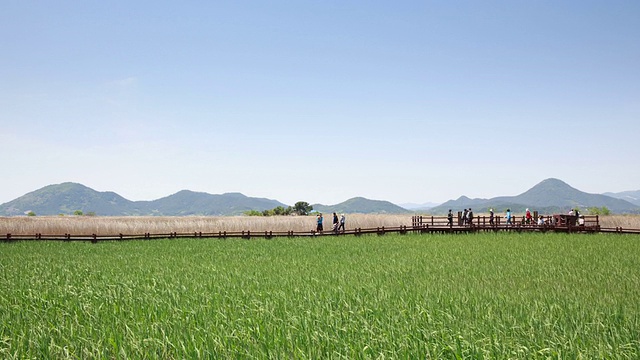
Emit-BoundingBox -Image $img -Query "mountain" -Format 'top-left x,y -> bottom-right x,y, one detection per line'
603,190 -> 640,207
4,179 -> 638,216
147,190 -> 287,216
429,178 -> 640,215
399,202 -> 440,210
0,183 -> 286,216
0,182 -> 135,216
312,197 -> 410,214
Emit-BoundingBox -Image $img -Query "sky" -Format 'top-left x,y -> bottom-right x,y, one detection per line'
1,1 -> 639,207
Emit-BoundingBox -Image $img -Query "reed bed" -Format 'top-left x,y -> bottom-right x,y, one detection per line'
1,214 -> 639,236
0,214 -> 412,236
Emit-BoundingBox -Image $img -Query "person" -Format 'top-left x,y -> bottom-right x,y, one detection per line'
338,213 -> 345,233
489,209 -> 495,225
578,215 -> 585,226
462,208 -> 468,226
316,213 -> 324,233
332,212 -> 339,233
467,208 -> 474,226
505,209 -> 512,225
525,208 -> 532,224
447,209 -> 453,227
537,215 -> 545,226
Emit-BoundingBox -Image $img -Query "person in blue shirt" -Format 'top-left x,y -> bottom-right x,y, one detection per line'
316,213 -> 324,233
505,209 -> 512,225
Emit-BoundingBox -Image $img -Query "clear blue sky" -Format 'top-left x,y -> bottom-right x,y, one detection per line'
1,1 -> 639,206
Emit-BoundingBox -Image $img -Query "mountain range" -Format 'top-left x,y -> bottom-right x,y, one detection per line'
603,190 -> 640,207
429,178 -> 639,214
0,182 -> 408,216
1,179 -> 638,216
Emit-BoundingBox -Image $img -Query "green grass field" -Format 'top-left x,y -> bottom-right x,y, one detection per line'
1,233 -> 639,359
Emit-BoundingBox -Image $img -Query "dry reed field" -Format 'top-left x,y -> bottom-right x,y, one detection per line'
1,214 -> 639,236
0,214 -> 411,236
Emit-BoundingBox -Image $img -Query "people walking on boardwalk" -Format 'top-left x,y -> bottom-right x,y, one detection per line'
467,208 -> 474,226
338,213 -> 345,233
462,209 -> 468,226
316,213 -> 324,233
537,215 -> 545,226
332,212 -> 339,233
489,209 -> 495,225
505,209 -> 512,225
447,209 -> 453,227
525,209 -> 532,224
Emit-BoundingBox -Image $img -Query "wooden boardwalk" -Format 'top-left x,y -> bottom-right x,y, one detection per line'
3,215 -> 639,243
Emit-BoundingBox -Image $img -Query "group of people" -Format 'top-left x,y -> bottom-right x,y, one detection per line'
316,212 -> 346,234
446,208 -> 554,226
447,208 -> 475,226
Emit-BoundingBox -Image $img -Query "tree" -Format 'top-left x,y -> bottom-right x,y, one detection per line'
293,201 -> 313,216
262,209 -> 275,216
74,210 -> 83,216
587,206 -> 611,216
27,211 -> 36,216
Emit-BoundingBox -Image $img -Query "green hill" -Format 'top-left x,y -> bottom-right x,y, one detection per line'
603,190 -> 640,206
148,191 -> 287,216
0,182 -> 133,216
0,183 -> 286,216
429,178 -> 640,215
312,197 -> 410,214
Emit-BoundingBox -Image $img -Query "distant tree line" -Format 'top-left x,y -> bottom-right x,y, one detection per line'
244,201 -> 313,217
25,210 -> 97,216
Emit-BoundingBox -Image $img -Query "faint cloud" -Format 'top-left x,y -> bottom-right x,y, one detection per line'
108,76 -> 138,88
103,76 -> 139,108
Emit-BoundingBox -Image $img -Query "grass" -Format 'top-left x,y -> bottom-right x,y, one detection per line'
1,232 -> 639,358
